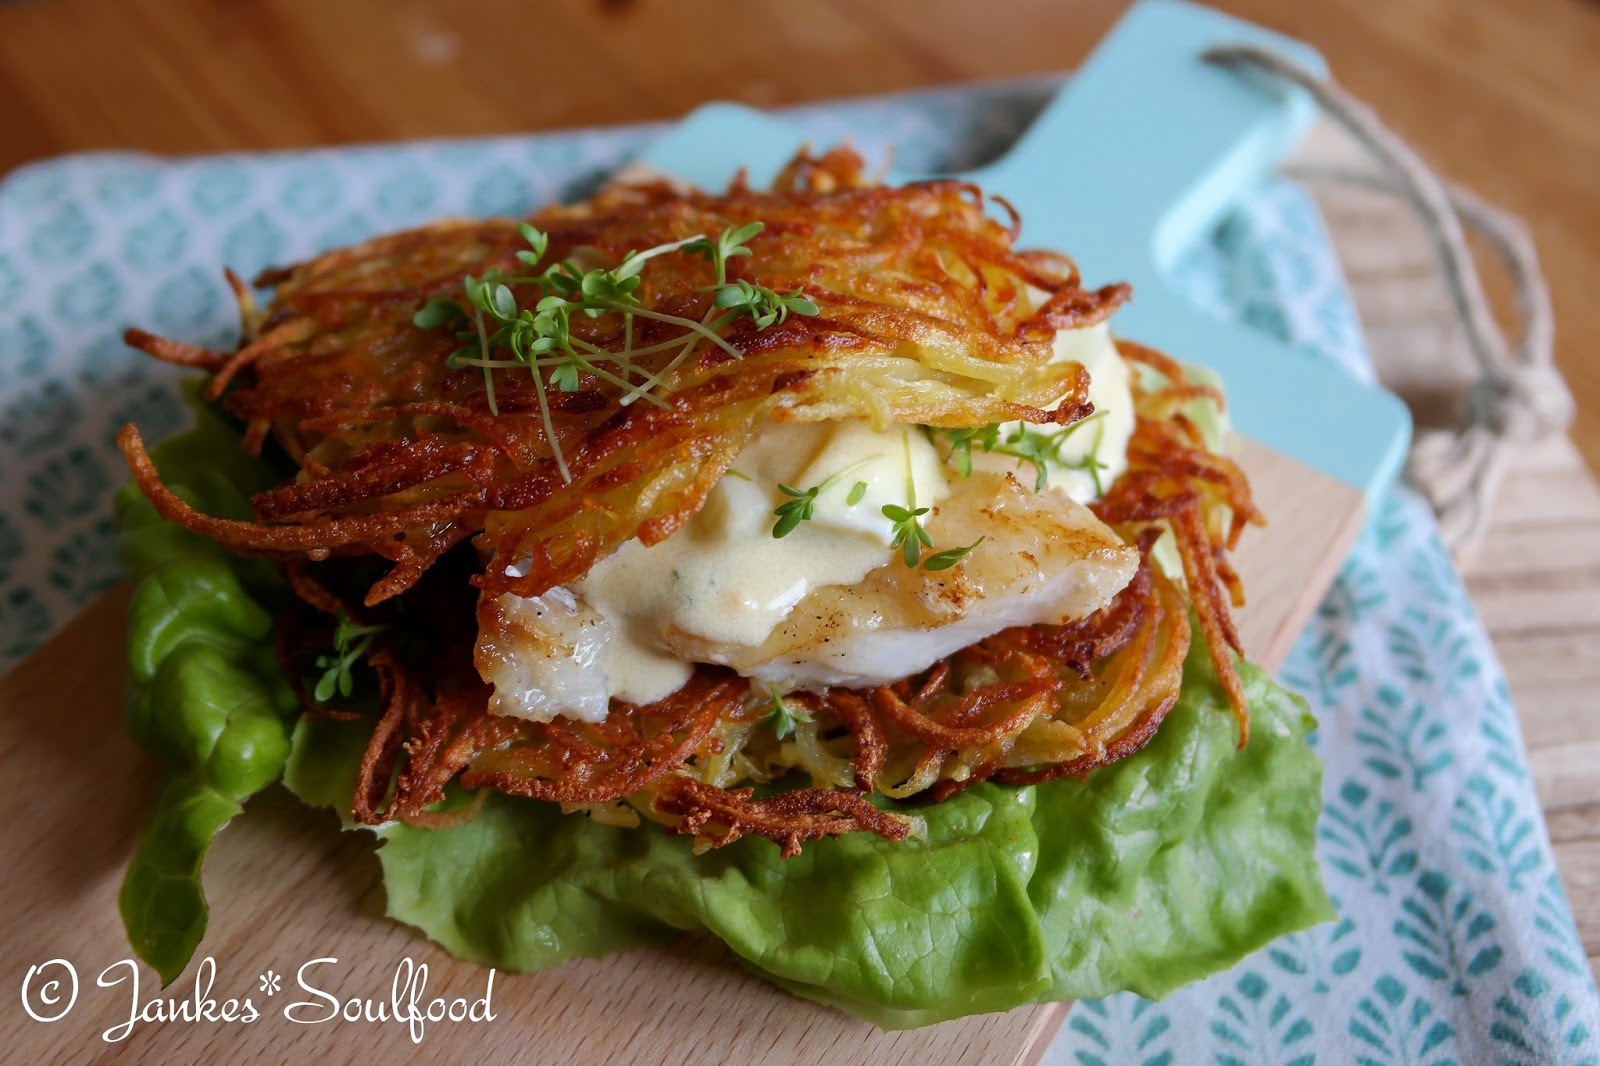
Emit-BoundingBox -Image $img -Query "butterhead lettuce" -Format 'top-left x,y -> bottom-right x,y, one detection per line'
117,403 -> 1334,1024
114,392 -> 298,983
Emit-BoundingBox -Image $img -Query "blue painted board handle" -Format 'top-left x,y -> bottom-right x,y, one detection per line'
638,0 -> 1411,505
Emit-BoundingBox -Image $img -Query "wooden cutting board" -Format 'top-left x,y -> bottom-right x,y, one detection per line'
0,3 -> 1402,1062
0,443 -> 1361,1065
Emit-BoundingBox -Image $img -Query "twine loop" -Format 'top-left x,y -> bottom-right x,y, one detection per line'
1204,44 -> 1572,554
1482,362 -> 1573,442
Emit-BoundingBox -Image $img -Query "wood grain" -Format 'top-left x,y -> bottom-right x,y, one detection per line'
1319,155 -> 1600,984
1465,433 -> 1600,977
1308,123 -> 1600,1036
1231,439 -> 1366,670
1,0 -> 1596,1053
0,440 -> 1352,1063
0,0 -> 1593,480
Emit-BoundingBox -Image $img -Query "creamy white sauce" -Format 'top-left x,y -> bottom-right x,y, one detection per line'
970,322 -> 1135,503
482,324 -> 1139,723
484,422 -> 950,717
577,421 -> 947,705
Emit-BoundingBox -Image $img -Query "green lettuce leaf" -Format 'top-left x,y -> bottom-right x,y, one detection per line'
283,630 -> 1330,1028
114,393 -> 298,983
124,403 -> 1334,1023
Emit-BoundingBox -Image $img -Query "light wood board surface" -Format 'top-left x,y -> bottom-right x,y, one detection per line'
0,437 -> 1357,1064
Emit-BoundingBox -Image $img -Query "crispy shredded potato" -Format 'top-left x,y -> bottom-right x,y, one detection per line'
121,147 -> 1126,604
119,147 -> 1259,857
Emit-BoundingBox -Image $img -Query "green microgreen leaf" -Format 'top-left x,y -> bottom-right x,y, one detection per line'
686,221 -> 764,286
612,251 -> 646,282
924,424 -> 1001,479
1067,421 -> 1111,496
541,261 -> 583,299
708,280 -> 818,332
771,483 -> 818,539
579,266 -> 642,311
765,683 -> 810,741
768,454 -> 882,538
469,302 -> 498,416
517,222 -> 549,262
925,412 -> 1110,493
485,282 -> 517,321
921,536 -> 985,572
311,609 -> 388,706
548,358 -> 582,393
712,280 -> 754,309
422,219 -> 799,484
879,427 -> 979,568
846,480 -> 868,506
413,297 -> 466,330
881,502 -> 933,568
724,220 -> 765,250
1000,425 -> 1058,492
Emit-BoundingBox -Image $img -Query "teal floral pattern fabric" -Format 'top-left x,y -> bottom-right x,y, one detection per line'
0,78 -> 1594,1063
1054,177 -> 1600,1064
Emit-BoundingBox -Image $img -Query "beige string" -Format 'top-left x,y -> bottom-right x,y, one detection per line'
1203,44 -> 1573,553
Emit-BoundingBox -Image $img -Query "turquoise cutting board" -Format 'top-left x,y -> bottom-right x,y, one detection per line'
639,0 -> 1412,504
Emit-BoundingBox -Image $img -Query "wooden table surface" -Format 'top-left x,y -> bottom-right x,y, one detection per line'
2,0 -> 1597,992
1,0 -> 1596,478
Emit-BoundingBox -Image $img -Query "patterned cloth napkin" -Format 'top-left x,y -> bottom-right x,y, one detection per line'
1,79 -> 1595,1064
